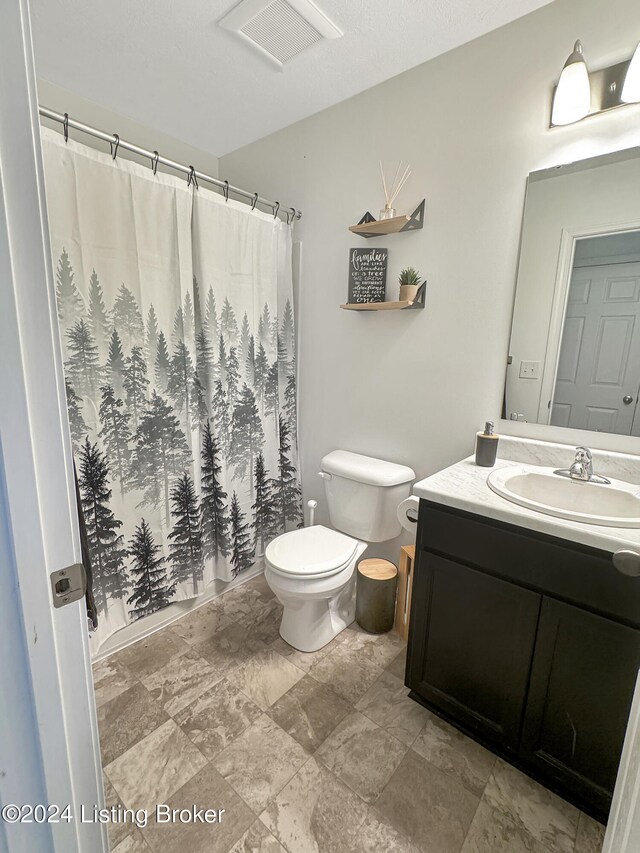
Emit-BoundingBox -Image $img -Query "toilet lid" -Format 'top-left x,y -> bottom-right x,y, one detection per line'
265,525 -> 359,577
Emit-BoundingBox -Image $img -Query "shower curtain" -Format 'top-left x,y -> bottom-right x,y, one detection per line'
41,128 -> 302,652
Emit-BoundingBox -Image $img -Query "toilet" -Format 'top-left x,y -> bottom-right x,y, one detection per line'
265,450 -> 415,652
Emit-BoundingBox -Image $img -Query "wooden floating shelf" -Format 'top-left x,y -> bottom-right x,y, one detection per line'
349,199 -> 425,238
341,282 -> 426,312
340,299 -> 420,311
349,214 -> 410,237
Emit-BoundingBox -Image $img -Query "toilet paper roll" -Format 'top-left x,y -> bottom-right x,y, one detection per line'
397,496 -> 420,535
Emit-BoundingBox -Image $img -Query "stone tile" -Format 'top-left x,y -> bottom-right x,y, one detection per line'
93,656 -> 137,708
140,648 -> 222,716
315,710 -> 407,803
260,757 -> 368,853
112,832 -> 152,853
214,578 -> 274,622
238,598 -> 284,645
226,649 -> 304,711
141,763 -> 254,853
308,642 -> 386,703
106,719 -> 207,812
574,812 -> 606,853
103,772 -> 130,849
355,670 -> 430,746
174,678 -> 262,761
376,748 -> 479,853
412,710 -> 496,796
270,635 -> 341,672
461,799 -> 552,853
171,602 -> 232,646
243,572 -> 276,600
352,809 -> 421,853
483,759 -> 580,853
195,621 -> 269,674
228,820 -> 287,853
112,628 -> 191,679
338,624 -> 406,667
267,675 -> 353,753
385,649 -> 407,681
98,682 -> 168,765
212,714 -> 308,813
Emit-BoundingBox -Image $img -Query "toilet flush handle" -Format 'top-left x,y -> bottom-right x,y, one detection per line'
318,471 -> 332,481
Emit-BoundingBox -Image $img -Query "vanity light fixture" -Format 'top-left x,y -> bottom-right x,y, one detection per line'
551,41 -> 591,126
621,41 -> 640,103
550,38 -> 640,126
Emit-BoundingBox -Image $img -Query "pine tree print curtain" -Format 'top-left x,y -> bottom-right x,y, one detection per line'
41,128 -> 302,652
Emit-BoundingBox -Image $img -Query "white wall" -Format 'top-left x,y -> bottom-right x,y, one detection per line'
220,0 -> 640,556
36,78 -> 219,178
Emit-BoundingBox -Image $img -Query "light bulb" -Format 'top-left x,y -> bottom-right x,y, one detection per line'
621,41 -> 640,104
552,41 -> 591,126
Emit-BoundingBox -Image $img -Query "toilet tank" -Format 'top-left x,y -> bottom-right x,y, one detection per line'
320,450 -> 415,542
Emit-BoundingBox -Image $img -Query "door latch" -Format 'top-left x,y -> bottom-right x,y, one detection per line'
50,563 -> 86,608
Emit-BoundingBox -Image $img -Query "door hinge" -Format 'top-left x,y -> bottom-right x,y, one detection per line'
50,563 -> 86,608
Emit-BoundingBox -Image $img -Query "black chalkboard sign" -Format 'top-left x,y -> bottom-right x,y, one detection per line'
348,248 -> 388,304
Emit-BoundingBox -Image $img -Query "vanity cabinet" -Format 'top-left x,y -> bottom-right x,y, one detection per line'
406,501 -> 640,821
406,553 -> 540,749
521,598 -> 640,814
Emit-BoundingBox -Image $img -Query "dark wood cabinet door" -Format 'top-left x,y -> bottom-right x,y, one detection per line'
407,552 -> 541,749
521,598 -> 640,817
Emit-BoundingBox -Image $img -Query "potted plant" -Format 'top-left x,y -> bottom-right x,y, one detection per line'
399,267 -> 421,302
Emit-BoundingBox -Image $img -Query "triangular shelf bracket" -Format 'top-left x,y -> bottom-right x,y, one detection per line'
407,280 -> 427,308
400,199 -> 425,233
358,211 -> 376,225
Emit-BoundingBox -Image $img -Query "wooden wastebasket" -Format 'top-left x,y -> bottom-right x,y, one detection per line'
355,558 -> 398,634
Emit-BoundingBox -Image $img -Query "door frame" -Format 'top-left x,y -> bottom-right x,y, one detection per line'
605,669 -> 640,852
0,1 -> 106,851
538,219 -> 640,425
2,1 -> 640,852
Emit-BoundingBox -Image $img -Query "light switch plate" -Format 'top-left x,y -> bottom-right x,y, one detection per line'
519,360 -> 540,379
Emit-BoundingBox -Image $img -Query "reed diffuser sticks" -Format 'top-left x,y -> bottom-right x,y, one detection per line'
380,160 -> 412,218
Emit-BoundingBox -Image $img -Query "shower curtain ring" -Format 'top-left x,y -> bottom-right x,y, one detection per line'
288,207 -> 296,225
273,201 -> 280,219
63,112 -> 69,143
187,166 -> 198,189
223,180 -> 229,201
110,133 -> 120,160
251,192 -> 258,211
152,150 -> 159,175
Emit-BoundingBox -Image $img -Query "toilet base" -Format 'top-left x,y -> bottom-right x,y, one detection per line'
278,575 -> 356,652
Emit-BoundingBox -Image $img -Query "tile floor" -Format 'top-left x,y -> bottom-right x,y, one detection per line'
95,573 -> 607,853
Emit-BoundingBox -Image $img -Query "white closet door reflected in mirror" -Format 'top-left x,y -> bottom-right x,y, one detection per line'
552,232 -> 640,435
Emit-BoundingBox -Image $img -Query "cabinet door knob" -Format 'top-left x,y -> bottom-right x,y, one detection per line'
613,549 -> 640,577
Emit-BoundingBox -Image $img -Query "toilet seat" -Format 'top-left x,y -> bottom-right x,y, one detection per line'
265,525 -> 359,579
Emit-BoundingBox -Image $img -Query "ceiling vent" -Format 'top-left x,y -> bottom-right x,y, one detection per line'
219,0 -> 343,69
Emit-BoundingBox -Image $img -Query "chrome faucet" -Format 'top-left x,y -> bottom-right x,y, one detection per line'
554,447 -> 610,485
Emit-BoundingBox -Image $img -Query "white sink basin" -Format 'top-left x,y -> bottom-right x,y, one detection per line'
487,465 -> 640,528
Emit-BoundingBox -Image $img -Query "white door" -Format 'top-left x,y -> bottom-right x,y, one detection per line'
551,262 -> 640,434
0,1 -> 106,851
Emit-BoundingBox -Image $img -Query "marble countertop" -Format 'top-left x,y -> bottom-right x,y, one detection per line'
413,438 -> 640,554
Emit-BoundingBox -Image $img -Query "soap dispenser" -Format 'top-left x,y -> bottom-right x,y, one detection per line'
475,421 -> 499,467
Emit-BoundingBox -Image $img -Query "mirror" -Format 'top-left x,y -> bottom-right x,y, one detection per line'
505,147 -> 640,436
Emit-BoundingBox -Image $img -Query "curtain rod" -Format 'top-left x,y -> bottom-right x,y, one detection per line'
38,106 -> 302,222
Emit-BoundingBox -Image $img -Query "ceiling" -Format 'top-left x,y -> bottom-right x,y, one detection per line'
30,0 -> 555,157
